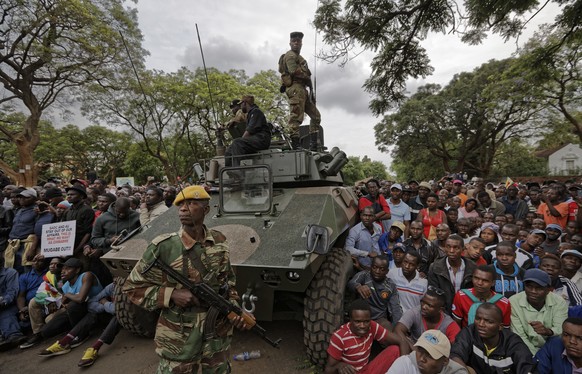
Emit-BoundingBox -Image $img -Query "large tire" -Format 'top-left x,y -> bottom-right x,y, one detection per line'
114,277 -> 160,338
303,248 -> 354,367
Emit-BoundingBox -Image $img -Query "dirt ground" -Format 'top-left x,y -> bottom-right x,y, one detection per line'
1,321 -> 317,374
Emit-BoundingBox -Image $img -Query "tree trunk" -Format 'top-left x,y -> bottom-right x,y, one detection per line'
159,157 -> 176,184
9,112 -> 41,187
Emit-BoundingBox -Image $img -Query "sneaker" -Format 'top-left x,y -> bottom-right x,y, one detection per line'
70,335 -> 89,349
0,334 -> 26,352
78,347 -> 99,367
20,333 -> 43,349
38,341 -> 71,357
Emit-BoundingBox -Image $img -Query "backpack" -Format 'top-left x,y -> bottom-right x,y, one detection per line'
462,288 -> 504,325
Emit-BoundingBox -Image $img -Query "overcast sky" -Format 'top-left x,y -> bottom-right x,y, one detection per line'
133,0 -> 560,171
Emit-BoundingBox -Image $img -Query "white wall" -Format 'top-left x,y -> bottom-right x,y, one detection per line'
549,143 -> 582,175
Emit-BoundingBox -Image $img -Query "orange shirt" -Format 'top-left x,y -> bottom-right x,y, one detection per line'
537,202 -> 569,229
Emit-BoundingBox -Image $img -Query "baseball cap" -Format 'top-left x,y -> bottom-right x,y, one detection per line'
17,188 -> 37,198
545,223 -> 563,234
390,183 -> 402,191
530,229 -> 548,239
70,178 -> 89,187
561,249 -> 582,260
418,181 -> 432,190
414,330 -> 451,360
393,243 -> 406,252
391,221 -> 406,233
523,268 -> 551,287
62,258 -> 83,268
453,179 -> 463,185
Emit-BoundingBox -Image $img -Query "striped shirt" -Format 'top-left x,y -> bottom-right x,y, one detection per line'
387,268 -> 427,314
327,321 -> 387,371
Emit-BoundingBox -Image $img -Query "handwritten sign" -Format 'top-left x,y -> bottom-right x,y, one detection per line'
41,221 -> 76,257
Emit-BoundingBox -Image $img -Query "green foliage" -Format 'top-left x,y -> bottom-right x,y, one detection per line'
83,67 -> 287,183
314,0 -> 582,113
341,156 -> 388,185
0,0 -> 144,185
378,59 -> 543,178
490,139 -> 548,177
511,26 -> 582,141
0,113 -> 136,184
123,143 -> 166,185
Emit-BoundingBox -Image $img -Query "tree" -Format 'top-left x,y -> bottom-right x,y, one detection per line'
314,0 -> 582,114
84,67 -> 287,183
513,26 -> 582,141
376,59 -> 543,178
341,156 -> 388,185
0,0 -> 144,186
490,139 -> 547,178
0,116 -> 134,184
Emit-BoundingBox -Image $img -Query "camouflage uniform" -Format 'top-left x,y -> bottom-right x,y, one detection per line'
281,50 -> 321,137
123,226 -> 235,374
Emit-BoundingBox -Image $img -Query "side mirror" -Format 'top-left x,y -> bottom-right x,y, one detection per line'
306,225 -> 330,255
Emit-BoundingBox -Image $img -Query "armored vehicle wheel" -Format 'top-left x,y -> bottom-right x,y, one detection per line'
303,248 -> 353,367
114,277 -> 160,338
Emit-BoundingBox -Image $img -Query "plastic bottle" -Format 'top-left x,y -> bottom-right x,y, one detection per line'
232,350 -> 261,361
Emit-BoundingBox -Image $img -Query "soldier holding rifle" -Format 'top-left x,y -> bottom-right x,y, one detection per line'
123,186 -> 252,373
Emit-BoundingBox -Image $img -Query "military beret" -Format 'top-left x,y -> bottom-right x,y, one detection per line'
173,186 -> 211,205
290,31 -> 304,40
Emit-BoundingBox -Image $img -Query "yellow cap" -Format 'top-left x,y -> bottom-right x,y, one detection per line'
173,186 -> 211,205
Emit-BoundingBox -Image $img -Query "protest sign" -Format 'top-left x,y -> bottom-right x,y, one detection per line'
41,220 -> 76,257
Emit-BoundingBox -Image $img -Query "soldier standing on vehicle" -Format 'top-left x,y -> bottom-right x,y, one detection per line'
279,31 -> 321,151
123,186 -> 251,373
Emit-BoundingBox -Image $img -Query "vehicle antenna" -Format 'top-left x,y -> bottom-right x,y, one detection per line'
195,24 -> 225,156
118,31 -> 179,181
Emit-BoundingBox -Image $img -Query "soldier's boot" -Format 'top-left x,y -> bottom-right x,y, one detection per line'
309,132 -> 319,152
291,136 -> 301,150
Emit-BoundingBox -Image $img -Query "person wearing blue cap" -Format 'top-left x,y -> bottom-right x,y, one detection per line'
509,268 -> 569,354
541,224 -> 562,254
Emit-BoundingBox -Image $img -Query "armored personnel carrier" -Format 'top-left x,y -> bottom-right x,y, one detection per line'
102,131 -> 358,366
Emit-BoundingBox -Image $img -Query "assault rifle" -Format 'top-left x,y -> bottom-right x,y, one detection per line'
142,257 -> 282,348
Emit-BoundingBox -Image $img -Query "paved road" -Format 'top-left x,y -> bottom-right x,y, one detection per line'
1,321 -> 317,373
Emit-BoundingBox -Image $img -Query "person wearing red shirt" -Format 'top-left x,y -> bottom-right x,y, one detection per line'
462,238 -> 487,266
358,179 -> 391,230
537,186 -> 569,229
451,265 -> 511,329
325,299 -> 408,373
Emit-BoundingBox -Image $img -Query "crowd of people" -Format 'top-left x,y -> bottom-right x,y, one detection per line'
329,176 -> 582,373
0,177 -> 176,367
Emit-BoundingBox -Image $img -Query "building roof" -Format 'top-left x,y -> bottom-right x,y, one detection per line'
535,143 -> 571,158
